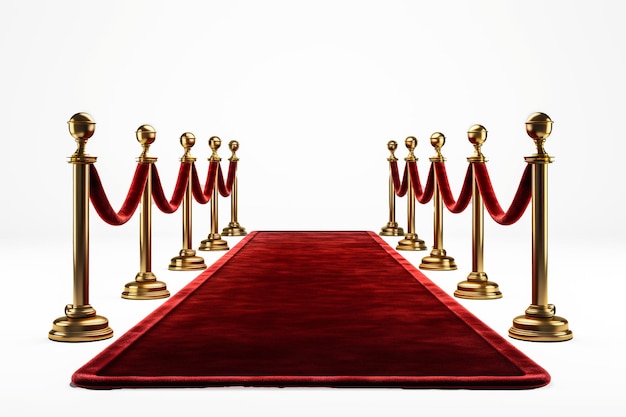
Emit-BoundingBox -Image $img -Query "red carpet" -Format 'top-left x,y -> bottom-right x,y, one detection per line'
72,231 -> 550,389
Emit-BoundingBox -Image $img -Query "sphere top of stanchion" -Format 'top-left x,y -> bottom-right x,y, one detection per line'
405,136 -> 416,151
387,140 -> 398,152
229,140 -> 239,152
68,112 -> 96,141
467,124 -> 487,145
180,132 -> 196,148
136,124 -> 156,145
430,132 -> 445,148
209,136 -> 221,150
525,112 -> 552,141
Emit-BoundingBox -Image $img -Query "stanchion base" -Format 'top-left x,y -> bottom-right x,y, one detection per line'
48,304 -> 113,342
379,222 -> 405,237
454,272 -> 502,299
122,272 -> 170,300
199,235 -> 229,251
419,250 -> 457,271
222,222 -> 248,237
169,249 -> 207,271
509,304 -> 574,342
509,312 -> 573,342
396,235 -> 427,251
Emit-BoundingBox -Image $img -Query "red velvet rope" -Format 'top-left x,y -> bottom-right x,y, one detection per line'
408,161 -> 434,204
89,163 -> 149,226
151,163 -> 191,214
433,162 -> 473,213
218,161 -> 238,197
191,161 -> 219,204
389,161 -> 409,197
473,163 -> 532,225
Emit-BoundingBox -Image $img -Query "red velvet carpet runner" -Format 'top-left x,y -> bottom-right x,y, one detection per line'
72,231 -> 549,389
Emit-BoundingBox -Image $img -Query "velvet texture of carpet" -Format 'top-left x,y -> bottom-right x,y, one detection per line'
72,231 -> 550,389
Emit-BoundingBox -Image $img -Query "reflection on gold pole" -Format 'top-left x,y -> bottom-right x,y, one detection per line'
380,140 -> 405,237
199,136 -> 229,251
222,140 -> 247,236
122,125 -> 170,299
420,133 -> 457,270
509,113 -> 572,342
397,136 -> 427,251
455,125 -> 502,299
49,113 -> 113,342
169,133 -> 207,271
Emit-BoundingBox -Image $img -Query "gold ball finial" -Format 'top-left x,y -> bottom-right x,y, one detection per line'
180,132 -> 196,148
228,140 -> 240,162
467,124 -> 487,146
68,112 -> 96,141
430,132 -> 445,161
386,140 -> 398,162
405,136 -> 417,162
136,124 -> 157,145
467,124 -> 487,162
525,112 -> 553,141
209,136 -> 222,162
525,112 -> 553,157
180,132 -> 196,162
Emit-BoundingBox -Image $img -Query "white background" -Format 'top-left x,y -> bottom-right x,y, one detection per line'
1,1 -> 624,416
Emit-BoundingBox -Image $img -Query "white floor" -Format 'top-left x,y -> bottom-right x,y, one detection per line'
1,229 -> 624,417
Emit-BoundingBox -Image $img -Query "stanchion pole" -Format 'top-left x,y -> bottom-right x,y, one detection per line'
122,125 -> 170,299
222,140 -> 247,236
509,113 -> 572,341
455,125 -> 502,299
397,136 -> 427,251
169,133 -> 207,270
199,136 -> 229,251
420,133 -> 457,270
380,140 -> 404,236
49,113 -> 113,342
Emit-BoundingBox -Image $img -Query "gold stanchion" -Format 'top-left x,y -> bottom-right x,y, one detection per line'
380,140 -> 405,237
455,125 -> 502,299
122,125 -> 170,299
397,136 -> 427,251
509,113 -> 572,342
169,133 -> 207,271
419,133 -> 457,270
49,113 -> 113,342
222,140 -> 247,236
199,136 -> 229,251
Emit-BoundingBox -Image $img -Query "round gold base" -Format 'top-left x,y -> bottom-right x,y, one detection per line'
419,253 -> 457,271
49,313 -> 113,342
509,314 -> 573,342
455,272 -> 502,299
122,273 -> 170,300
379,222 -> 405,237
222,223 -> 248,237
198,236 -> 229,251
169,249 -> 207,271
396,236 -> 427,251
